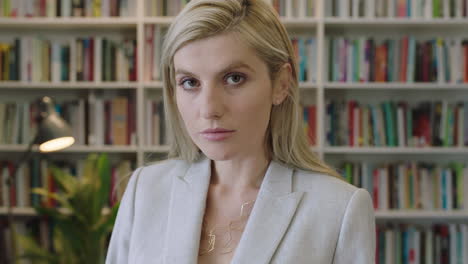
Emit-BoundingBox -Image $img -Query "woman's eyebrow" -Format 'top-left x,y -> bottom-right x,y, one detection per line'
175,61 -> 256,77
219,61 -> 256,74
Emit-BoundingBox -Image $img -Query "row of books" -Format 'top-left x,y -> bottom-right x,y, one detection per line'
0,157 -> 134,208
376,224 -> 468,264
326,0 -> 468,19
327,0 -> 468,18
1,218 -> 54,264
144,29 -> 318,83
145,98 -> 167,146
0,36 -> 137,82
0,101 -> 35,145
8,0 -> 468,19
144,0 -> 318,18
87,93 -> 137,146
271,0 -> 317,18
325,100 -> 468,147
145,0 -> 189,16
302,105 -> 317,145
341,161 -> 468,210
144,25 -> 162,81
0,93 -> 137,146
327,36 -> 468,84
292,37 -> 317,83
0,0 -> 134,18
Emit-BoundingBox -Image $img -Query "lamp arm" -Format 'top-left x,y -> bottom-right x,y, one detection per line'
7,133 -> 38,197
5,133 -> 38,263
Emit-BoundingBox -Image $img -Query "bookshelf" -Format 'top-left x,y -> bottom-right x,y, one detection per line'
325,17 -> 468,28
323,146 -> 468,154
0,207 -> 111,217
1,0 -> 468,261
376,210 -> 468,222
325,82 -> 468,90
0,17 -> 139,28
0,144 -> 139,153
0,0 -> 464,199
0,0 -> 465,216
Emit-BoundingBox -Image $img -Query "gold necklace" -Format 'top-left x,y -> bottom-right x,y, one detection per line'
198,199 -> 256,256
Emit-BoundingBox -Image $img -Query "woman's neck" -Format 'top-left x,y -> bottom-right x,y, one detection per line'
210,155 -> 270,191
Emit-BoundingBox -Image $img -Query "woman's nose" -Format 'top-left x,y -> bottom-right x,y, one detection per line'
200,83 -> 225,120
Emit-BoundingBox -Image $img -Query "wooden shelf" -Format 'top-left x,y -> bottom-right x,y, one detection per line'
143,81 -> 163,89
0,207 -> 36,216
144,81 -> 317,90
324,147 -> 468,154
0,17 -> 138,28
299,82 -> 317,90
132,17 -> 468,28
0,207 -> 111,216
325,17 -> 468,28
376,210 -> 468,221
143,16 -> 319,27
3,207 -> 466,221
0,145 -> 139,153
0,81 -> 138,90
280,17 -> 319,27
324,82 -> 468,90
142,145 -> 170,152
144,16 -> 175,25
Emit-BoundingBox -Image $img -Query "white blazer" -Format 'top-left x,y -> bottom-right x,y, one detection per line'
105,155 -> 376,264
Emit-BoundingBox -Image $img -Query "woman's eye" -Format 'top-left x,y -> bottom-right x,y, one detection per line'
179,78 -> 198,90
226,74 -> 245,85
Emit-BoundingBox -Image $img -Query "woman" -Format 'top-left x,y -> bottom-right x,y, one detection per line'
106,0 -> 375,263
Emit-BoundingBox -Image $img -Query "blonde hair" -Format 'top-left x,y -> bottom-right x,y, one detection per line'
160,0 -> 341,178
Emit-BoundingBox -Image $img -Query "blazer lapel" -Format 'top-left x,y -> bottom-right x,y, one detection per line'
162,157 -> 303,264
163,155 -> 211,263
231,161 -> 304,264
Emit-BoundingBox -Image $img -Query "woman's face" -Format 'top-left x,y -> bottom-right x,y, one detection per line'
173,32 -> 284,161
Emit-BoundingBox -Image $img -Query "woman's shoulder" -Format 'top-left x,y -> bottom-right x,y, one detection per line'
294,168 -> 356,191
291,168 -> 374,219
131,158 -> 190,187
292,168 -> 369,204
141,158 -> 188,173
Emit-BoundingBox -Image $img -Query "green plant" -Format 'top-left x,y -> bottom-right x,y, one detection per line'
16,153 -> 120,264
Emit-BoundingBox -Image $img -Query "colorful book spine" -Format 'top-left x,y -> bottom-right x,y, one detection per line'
326,99 -> 468,148
328,35 -> 468,84
0,0 -> 133,17
329,0 -> 468,18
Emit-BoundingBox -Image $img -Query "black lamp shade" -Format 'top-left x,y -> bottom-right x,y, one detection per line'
35,97 -> 75,152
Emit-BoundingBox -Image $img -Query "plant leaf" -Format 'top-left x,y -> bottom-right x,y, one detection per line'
93,203 -> 119,236
16,234 -> 58,264
31,188 -> 70,208
49,165 -> 79,195
34,206 -> 67,221
93,154 -> 111,222
19,153 -> 119,264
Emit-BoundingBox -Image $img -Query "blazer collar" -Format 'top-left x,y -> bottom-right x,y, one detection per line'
163,155 -> 304,264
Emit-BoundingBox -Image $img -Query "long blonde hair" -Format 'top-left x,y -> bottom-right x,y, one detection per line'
160,0 -> 340,178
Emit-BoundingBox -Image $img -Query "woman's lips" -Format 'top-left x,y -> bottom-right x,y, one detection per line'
200,130 -> 235,141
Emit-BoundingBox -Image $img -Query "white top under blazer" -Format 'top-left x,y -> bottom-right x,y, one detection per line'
105,154 -> 376,264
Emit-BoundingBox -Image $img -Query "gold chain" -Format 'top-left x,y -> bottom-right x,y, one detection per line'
198,199 -> 256,256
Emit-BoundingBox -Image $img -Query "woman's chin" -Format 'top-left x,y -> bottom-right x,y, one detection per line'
199,147 -> 234,161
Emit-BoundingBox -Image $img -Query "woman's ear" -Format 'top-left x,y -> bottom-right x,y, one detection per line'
272,63 -> 292,105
